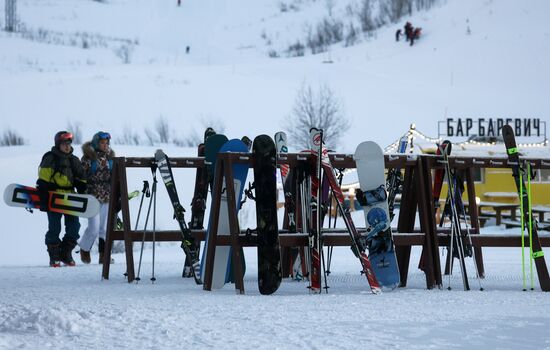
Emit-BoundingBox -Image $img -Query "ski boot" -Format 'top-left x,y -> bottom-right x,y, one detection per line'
80,249 -> 91,264
47,244 -> 61,267
60,239 -> 77,266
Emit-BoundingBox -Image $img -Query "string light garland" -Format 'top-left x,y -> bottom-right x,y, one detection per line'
384,125 -> 548,151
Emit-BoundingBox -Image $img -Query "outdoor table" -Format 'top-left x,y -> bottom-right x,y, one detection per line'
478,201 -> 519,225
532,206 -> 550,222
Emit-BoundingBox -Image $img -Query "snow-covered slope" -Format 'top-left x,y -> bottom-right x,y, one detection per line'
0,0 -> 548,150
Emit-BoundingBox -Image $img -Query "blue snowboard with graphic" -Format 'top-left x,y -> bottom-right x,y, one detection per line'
201,138 -> 248,289
354,141 -> 400,290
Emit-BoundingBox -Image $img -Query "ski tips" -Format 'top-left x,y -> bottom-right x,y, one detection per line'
371,287 -> 382,295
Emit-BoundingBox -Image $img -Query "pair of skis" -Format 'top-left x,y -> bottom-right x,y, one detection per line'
502,125 -> 550,292
434,141 -> 482,291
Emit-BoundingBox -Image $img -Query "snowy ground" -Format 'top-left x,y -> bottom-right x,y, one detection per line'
1,245 -> 550,349
1,144 -> 550,349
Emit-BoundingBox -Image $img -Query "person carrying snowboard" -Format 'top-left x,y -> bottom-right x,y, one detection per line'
37,131 -> 87,267
78,131 -> 114,264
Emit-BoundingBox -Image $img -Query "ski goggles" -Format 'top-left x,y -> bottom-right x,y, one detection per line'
97,132 -> 111,140
56,132 -> 73,144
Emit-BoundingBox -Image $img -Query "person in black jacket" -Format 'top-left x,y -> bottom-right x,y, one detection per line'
37,131 -> 87,267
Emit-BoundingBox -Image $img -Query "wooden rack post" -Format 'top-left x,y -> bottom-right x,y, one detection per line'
202,152 -> 251,293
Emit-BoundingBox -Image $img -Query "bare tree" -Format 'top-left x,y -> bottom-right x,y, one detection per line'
67,121 -> 83,144
155,116 -> 171,143
173,128 -> 201,147
118,125 -> 141,145
358,0 -> 376,32
284,83 -> 349,150
0,129 -> 25,146
144,128 -> 158,146
199,116 -> 226,135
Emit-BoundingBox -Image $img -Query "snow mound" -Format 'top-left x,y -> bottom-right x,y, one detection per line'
0,303 -> 93,336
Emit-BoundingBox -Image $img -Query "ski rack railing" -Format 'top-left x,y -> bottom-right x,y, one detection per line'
201,151 -> 448,293
414,155 -> 550,288
275,153 -> 550,290
103,153 -> 550,291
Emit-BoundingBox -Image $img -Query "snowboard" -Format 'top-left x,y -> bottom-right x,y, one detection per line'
354,141 -> 400,290
201,138 -> 248,289
205,134 -> 229,188
253,135 -> 282,294
4,183 -> 100,218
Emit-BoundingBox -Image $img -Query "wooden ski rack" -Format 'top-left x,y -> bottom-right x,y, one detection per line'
103,152 -> 550,293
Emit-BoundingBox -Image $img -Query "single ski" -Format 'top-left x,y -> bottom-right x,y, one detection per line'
185,128 -> 216,277
274,131 -> 302,280
308,128 -> 324,293
386,136 -> 408,222
155,150 -> 202,285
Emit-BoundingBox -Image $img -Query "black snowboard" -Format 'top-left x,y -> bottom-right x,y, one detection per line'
253,135 -> 282,295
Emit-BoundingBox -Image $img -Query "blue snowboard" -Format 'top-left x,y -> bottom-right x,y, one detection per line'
201,138 -> 249,289
354,141 -> 400,290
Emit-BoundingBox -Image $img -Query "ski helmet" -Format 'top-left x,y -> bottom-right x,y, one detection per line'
91,131 -> 111,151
54,131 -> 73,147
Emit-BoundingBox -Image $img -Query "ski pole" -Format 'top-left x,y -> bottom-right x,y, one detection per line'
124,181 -> 149,278
136,169 -> 156,282
520,164 -> 526,291
151,168 -> 158,283
527,162 -> 534,290
454,172 -> 484,291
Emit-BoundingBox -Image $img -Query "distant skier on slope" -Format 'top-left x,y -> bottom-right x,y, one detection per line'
395,29 -> 402,42
37,131 -> 87,267
78,131 -> 115,265
404,22 -> 413,41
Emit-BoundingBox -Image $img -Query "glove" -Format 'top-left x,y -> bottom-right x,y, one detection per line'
74,180 -> 87,194
36,179 -> 54,211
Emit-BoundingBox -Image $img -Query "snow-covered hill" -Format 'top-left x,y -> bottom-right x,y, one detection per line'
1,0 -> 548,150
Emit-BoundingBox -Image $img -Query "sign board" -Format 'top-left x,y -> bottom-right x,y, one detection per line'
438,118 -> 546,139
